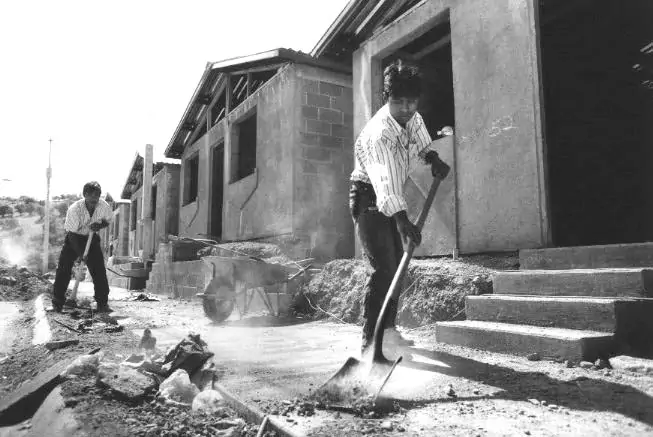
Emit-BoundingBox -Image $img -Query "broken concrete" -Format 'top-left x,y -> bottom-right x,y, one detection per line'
0,358 -> 71,425
25,386 -> 80,437
610,355 -> 653,375
45,340 -> 80,351
97,365 -> 157,402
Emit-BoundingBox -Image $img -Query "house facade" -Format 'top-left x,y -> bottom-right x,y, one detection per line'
120,153 -> 181,261
164,49 -> 356,260
312,0 -> 653,254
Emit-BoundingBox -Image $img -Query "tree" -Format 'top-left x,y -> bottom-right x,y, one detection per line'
0,204 -> 11,217
19,196 -> 36,204
13,204 -> 25,215
55,202 -> 69,218
23,202 -> 35,216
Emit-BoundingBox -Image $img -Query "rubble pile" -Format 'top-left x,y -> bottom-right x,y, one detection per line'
0,264 -> 50,301
56,333 -> 275,436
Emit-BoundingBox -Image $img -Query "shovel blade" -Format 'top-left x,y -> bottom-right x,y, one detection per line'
314,355 -> 402,410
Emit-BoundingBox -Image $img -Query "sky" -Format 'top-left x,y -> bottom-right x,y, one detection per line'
0,0 -> 349,201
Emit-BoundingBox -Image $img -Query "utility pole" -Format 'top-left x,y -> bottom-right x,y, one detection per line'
42,138 -> 52,274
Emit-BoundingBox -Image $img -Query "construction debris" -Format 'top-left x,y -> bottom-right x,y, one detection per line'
62,353 -> 101,378
97,365 -> 157,402
191,389 -> 225,414
45,339 -> 80,351
130,292 -> 160,302
158,369 -> 200,404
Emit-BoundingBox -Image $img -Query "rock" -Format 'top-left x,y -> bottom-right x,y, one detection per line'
445,384 -> 457,398
45,339 -> 80,351
159,369 -> 200,404
380,421 -> 393,431
97,365 -> 157,401
579,361 -> 594,369
473,389 -> 480,395
397,425 -> 406,432
62,354 -> 100,377
0,276 -> 17,286
191,390 -> 224,414
609,356 -> 653,375
594,358 -> 610,370
527,353 -> 541,362
565,360 -> 574,368
527,399 -> 540,406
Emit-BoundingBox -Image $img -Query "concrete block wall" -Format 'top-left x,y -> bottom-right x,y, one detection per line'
145,242 -> 207,298
152,164 -> 181,250
294,64 -> 355,260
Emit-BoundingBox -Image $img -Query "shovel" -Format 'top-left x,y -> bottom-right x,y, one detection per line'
315,174 -> 445,411
66,231 -> 94,306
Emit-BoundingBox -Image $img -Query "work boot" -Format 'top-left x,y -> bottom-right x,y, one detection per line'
383,327 -> 415,347
51,301 -> 63,313
96,304 -> 113,314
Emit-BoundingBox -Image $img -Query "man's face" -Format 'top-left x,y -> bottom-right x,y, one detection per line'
388,95 -> 419,126
84,191 -> 100,209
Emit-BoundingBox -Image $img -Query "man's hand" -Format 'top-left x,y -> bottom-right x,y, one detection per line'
393,210 -> 422,247
89,219 -> 108,232
424,150 -> 451,180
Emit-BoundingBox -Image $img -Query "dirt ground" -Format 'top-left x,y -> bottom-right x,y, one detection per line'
112,297 -> 653,437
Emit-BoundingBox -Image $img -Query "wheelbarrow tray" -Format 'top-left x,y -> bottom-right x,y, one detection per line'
201,255 -> 294,288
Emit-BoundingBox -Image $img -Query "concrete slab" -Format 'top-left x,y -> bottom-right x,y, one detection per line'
466,295 -> 619,332
521,243 -> 653,270
25,385 -> 81,437
493,268 -> 653,298
609,355 -> 653,375
435,320 -> 614,362
0,359 -> 71,426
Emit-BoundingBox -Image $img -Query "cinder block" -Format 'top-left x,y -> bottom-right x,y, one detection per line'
520,243 -> 653,270
318,81 -> 344,97
306,119 -> 331,135
300,133 -> 320,146
301,105 -> 318,120
494,269 -> 653,298
302,146 -> 331,162
435,320 -> 614,362
318,108 -> 343,124
319,135 -> 344,149
306,93 -> 331,108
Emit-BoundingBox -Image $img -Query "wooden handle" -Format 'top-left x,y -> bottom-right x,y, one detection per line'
372,176 -> 443,357
82,231 -> 94,258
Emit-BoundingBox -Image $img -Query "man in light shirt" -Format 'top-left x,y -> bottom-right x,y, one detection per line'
350,59 -> 450,354
52,181 -> 113,313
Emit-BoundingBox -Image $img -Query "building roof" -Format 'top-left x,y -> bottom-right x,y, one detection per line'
310,0 -> 424,62
164,48 -> 352,159
120,154 -> 175,200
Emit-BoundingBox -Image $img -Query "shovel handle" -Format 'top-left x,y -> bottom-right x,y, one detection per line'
372,176 -> 443,358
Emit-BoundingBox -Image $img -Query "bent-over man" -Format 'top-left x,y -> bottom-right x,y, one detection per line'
350,59 -> 450,354
52,181 -> 113,313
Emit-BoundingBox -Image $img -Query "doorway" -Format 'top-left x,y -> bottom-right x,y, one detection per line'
382,18 -> 455,140
210,142 -> 225,240
539,0 -> 653,246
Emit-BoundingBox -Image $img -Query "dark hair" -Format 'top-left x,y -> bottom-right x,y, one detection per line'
83,181 -> 102,197
382,59 -> 422,102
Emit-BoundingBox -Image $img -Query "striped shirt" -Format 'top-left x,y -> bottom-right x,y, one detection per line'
64,198 -> 113,235
351,103 -> 435,217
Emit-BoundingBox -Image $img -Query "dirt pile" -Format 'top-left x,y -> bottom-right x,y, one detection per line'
0,264 -> 50,301
299,253 -> 519,327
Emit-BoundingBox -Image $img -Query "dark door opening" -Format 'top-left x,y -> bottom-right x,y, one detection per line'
383,18 -> 455,140
540,0 -> 653,246
210,143 -> 224,240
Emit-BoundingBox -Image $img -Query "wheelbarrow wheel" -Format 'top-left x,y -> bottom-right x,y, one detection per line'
201,280 -> 235,323
202,298 -> 235,323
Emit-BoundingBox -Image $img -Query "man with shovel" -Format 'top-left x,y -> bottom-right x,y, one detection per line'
52,181 -> 113,313
350,59 -> 451,355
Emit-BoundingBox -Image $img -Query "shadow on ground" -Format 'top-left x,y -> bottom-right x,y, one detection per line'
395,346 -> 653,426
213,315 -> 314,328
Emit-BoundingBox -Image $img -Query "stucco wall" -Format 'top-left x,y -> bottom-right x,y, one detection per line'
152,164 -> 180,247
352,0 -> 547,254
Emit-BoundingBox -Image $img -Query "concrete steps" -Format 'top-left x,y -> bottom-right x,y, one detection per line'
466,295 -> 621,332
435,320 -> 614,362
494,268 -> 653,298
436,243 -> 653,361
520,242 -> 653,270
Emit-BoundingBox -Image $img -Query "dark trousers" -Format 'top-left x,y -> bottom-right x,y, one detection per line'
350,181 -> 404,344
53,233 -> 110,306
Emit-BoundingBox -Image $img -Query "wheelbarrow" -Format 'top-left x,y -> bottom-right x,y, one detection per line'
195,255 -> 311,323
